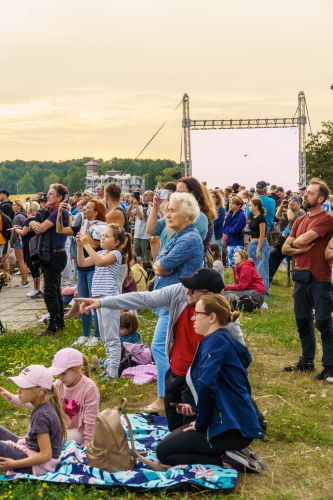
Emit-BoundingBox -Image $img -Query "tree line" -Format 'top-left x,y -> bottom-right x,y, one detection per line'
0,121 -> 332,195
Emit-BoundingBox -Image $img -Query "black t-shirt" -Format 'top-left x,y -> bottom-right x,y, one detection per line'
249,214 -> 267,238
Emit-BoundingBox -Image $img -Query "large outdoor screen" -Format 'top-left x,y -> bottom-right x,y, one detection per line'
191,127 -> 299,190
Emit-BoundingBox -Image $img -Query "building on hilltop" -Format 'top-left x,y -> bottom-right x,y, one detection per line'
84,160 -> 144,193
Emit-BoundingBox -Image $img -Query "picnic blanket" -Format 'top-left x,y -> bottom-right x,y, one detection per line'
0,414 -> 238,491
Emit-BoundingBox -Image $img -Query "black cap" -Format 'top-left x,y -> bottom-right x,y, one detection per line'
256,180 -> 270,190
232,182 -> 240,192
179,268 -> 224,293
0,189 -> 9,197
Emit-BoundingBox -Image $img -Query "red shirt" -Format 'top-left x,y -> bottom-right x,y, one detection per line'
291,211 -> 333,282
169,306 -> 203,376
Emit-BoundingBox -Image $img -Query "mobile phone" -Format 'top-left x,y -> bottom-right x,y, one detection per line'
169,402 -> 181,407
63,194 -> 69,202
160,189 -> 169,200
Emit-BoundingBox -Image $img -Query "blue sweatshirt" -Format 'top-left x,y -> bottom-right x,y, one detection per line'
222,209 -> 246,246
187,328 -> 263,441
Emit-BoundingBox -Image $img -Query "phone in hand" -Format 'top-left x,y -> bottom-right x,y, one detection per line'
159,189 -> 169,200
169,402 -> 181,407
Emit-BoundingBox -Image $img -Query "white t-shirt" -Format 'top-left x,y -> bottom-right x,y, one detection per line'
91,250 -> 122,297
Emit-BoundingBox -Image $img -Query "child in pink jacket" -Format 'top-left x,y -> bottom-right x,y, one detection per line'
48,348 -> 100,447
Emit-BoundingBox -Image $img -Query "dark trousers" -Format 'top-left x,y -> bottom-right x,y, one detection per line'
269,246 -> 287,283
164,368 -> 196,431
293,280 -> 333,367
42,251 -> 67,328
156,424 -> 252,466
0,426 -> 32,474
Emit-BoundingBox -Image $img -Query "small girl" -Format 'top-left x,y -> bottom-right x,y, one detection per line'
210,243 -> 224,281
0,364 -> 66,476
76,223 -> 132,381
48,348 -> 100,447
119,311 -> 141,344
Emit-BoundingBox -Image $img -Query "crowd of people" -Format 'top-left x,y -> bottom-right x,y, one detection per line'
0,174 -> 333,475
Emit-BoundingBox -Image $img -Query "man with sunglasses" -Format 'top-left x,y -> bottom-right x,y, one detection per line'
77,268 -> 245,430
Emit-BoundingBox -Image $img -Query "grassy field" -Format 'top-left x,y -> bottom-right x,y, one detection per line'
0,271 -> 333,499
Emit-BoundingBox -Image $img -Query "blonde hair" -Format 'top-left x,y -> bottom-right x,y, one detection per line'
13,199 -> 25,211
230,195 -> 244,207
107,223 -> 133,273
234,249 -> 248,262
35,386 -> 67,442
199,294 -> 240,324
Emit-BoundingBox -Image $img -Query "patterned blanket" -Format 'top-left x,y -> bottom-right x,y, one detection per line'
0,414 -> 238,491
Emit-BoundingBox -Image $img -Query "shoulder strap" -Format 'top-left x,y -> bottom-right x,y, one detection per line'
120,408 -> 169,472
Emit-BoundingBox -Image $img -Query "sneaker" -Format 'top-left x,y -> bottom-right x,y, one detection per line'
16,282 -> 29,289
85,337 -> 101,347
72,336 -> 89,346
37,313 -> 50,324
37,325 -> 60,336
100,371 -> 118,382
26,290 -> 37,297
284,359 -> 315,373
31,290 -> 44,299
327,377 -> 333,383
314,367 -> 333,381
223,448 -> 267,473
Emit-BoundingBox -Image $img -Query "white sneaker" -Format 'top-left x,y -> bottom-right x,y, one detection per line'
26,290 -> 39,298
72,336 -> 89,346
16,282 -> 29,289
85,337 -> 101,347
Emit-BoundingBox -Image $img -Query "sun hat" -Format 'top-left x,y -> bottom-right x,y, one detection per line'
9,365 -> 53,390
179,268 -> 225,293
48,348 -> 83,376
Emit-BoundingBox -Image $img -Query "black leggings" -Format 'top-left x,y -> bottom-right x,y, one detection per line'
156,424 -> 252,466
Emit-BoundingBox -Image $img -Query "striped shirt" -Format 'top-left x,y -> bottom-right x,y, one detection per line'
91,250 -> 122,297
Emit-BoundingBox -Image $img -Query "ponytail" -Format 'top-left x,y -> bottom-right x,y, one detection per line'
82,355 -> 90,378
230,311 -> 240,322
48,386 -> 67,442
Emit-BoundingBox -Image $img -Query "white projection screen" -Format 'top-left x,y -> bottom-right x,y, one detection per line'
191,127 -> 299,190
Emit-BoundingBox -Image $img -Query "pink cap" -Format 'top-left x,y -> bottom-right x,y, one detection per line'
9,365 -> 53,390
48,348 -> 83,376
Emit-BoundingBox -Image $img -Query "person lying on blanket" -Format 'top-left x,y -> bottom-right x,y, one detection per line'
155,294 -> 264,470
0,365 -> 66,476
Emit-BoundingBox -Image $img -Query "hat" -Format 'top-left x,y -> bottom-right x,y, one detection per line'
37,195 -> 47,203
0,189 -> 9,197
9,365 -> 53,390
249,187 -> 255,193
179,268 -> 225,293
82,190 -> 95,199
231,183 -> 240,192
256,181 -> 270,190
48,348 -> 83,376
292,196 -> 302,203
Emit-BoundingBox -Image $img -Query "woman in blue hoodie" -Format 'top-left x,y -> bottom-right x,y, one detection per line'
156,294 -> 263,467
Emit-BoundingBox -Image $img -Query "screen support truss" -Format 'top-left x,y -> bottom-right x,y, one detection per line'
182,92 -> 307,186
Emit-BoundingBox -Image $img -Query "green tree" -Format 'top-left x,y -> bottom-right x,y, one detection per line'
306,121 -> 333,189
43,173 -> 60,191
17,172 -> 34,194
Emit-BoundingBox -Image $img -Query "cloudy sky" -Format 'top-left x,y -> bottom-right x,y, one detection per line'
0,0 -> 332,161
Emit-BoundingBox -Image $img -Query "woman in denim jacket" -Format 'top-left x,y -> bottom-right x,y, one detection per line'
143,192 -> 204,413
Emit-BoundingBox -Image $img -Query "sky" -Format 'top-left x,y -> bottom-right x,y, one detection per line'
0,0 -> 332,162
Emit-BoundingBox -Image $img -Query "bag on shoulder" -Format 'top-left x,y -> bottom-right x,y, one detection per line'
86,398 -> 167,472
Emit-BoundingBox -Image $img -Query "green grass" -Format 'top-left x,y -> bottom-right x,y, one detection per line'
0,271 -> 333,499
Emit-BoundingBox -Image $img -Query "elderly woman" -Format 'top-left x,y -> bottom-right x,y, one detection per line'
143,192 -> 204,413
11,200 -> 29,288
56,198 -> 106,347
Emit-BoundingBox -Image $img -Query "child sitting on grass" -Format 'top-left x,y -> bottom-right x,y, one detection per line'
119,311 -> 141,344
0,365 -> 66,475
48,348 -> 100,447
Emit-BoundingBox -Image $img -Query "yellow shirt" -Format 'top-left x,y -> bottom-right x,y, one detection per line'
0,215 -> 6,245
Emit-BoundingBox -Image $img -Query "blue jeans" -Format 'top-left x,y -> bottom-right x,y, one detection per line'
227,245 -> 244,268
248,239 -> 270,295
77,269 -> 99,337
151,314 -> 170,397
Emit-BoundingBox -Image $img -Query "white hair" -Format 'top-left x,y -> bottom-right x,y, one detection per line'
29,201 -> 40,212
169,192 -> 200,222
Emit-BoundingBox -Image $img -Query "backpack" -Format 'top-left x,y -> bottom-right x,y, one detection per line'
0,211 -> 13,242
238,294 -> 261,313
86,398 -> 167,472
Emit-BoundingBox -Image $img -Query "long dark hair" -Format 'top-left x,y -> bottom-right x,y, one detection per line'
177,177 -> 217,222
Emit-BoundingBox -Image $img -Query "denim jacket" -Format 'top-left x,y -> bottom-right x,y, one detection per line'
154,224 -> 204,290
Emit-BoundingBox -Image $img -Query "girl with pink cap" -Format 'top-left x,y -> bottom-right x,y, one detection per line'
48,347 -> 100,447
0,364 -> 66,475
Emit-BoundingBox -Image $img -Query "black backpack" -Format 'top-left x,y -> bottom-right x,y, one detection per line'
0,211 -> 13,241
